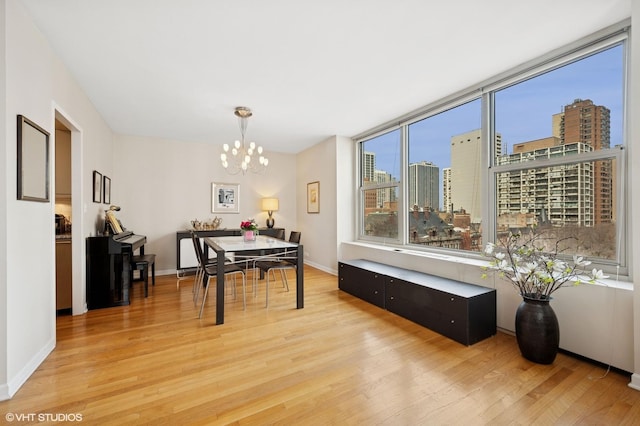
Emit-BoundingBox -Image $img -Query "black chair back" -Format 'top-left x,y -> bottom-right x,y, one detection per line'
289,231 -> 301,244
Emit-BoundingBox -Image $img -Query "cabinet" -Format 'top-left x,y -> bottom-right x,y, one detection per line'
56,240 -> 72,311
55,129 -> 71,196
339,259 -> 496,346
338,261 -> 386,308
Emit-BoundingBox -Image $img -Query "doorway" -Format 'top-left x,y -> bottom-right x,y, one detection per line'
54,110 -> 84,316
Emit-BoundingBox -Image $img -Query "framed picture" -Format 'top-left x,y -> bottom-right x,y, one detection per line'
93,171 -> 102,203
103,175 -> 111,204
17,115 -> 50,202
307,181 -> 320,213
212,182 -> 240,213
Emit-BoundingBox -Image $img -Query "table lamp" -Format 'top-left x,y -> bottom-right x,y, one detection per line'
261,197 -> 279,228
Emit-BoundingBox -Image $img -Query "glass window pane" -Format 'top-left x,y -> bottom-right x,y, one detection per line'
496,159 -> 617,261
363,187 -> 398,238
407,99 -> 482,251
361,130 -> 400,187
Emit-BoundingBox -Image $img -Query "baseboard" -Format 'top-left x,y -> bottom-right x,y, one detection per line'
303,260 -> 336,276
1,337 -> 55,400
629,373 -> 640,391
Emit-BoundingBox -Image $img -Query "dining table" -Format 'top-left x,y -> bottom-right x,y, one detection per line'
203,235 -> 303,324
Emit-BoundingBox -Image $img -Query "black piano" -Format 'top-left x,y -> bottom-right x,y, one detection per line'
86,230 -> 147,309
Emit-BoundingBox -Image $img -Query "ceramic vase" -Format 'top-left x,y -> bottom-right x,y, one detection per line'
515,294 -> 560,364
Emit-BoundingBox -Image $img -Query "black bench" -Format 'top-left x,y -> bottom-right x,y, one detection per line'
131,254 -> 156,297
338,259 -> 496,345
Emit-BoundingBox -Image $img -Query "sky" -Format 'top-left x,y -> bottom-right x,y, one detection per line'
366,43 -> 624,187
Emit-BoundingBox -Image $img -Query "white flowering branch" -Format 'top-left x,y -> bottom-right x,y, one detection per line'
482,232 -> 607,299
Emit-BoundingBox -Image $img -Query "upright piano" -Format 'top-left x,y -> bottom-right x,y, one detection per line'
86,230 -> 147,309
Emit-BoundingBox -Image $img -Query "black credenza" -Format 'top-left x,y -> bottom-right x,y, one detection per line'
339,259 -> 496,346
176,228 -> 284,275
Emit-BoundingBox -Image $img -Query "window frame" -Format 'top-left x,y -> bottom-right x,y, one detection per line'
355,21 -> 630,276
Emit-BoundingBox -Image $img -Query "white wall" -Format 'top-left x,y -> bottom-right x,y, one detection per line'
113,134 -> 297,274
1,0 -> 114,399
630,0 -> 640,391
296,136 -> 340,274
0,0 -> 8,391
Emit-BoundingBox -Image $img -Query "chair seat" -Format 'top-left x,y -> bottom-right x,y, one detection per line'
203,262 -> 244,277
254,259 -> 293,270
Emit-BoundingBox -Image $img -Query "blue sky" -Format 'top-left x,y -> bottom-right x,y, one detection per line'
367,44 -> 624,184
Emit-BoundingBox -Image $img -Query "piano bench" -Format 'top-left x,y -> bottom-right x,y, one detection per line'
131,254 -> 156,297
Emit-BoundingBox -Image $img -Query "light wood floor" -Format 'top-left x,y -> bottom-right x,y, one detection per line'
2,266 -> 640,425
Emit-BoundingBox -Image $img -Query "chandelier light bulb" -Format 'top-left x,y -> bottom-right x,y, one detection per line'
234,140 -> 241,149
222,161 -> 228,168
263,158 -> 269,166
257,146 -> 263,154
220,153 -> 227,161
241,162 -> 248,171
223,143 -> 229,152
244,154 -> 251,164
249,141 -> 256,150
232,148 -> 238,156
247,148 -> 254,155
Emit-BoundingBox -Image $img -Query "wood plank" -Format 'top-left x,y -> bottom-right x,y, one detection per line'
1,266 -> 638,424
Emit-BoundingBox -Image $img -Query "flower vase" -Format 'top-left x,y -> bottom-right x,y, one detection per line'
242,229 -> 256,242
515,294 -> 559,364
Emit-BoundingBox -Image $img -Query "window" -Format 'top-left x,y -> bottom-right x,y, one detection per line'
356,27 -> 628,274
493,44 -> 624,265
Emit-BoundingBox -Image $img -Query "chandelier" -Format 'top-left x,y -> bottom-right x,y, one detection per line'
220,106 -> 268,174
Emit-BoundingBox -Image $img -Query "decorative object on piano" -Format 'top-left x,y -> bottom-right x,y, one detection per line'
190,217 -> 222,231
104,206 -> 123,235
240,219 -> 258,242
93,170 -> 102,203
307,181 -> 320,213
212,182 -> 240,213
17,115 -> 50,202
103,175 -> 111,204
261,197 -> 279,228
220,106 -> 268,175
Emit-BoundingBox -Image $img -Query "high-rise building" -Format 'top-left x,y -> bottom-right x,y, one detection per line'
443,168 -> 452,212
555,99 -> 612,224
408,161 -> 439,210
496,139 -> 594,228
375,169 -> 396,208
450,129 -> 502,223
363,151 -> 376,184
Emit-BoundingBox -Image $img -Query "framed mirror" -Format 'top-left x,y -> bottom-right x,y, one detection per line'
17,115 -> 50,202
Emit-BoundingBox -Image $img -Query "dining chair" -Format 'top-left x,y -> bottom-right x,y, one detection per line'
253,231 -> 301,307
191,231 -> 246,318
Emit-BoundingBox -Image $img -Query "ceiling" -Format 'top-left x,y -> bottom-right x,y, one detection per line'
21,0 -> 631,154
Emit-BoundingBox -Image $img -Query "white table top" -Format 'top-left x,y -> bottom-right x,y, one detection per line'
205,235 -> 297,252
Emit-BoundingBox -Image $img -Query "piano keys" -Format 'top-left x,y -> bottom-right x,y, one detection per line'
86,231 -> 147,309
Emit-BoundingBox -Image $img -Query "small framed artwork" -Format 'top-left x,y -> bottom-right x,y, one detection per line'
212,182 -> 240,213
103,175 -> 111,204
307,181 -> 320,213
93,171 -> 102,203
17,115 -> 50,202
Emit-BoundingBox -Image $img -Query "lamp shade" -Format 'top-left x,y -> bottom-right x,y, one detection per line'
261,197 -> 279,212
